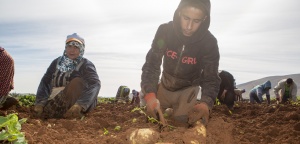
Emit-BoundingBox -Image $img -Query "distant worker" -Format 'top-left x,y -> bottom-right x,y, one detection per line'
0,47 -> 18,110
217,70 -> 236,110
115,86 -> 130,103
130,89 -> 140,106
249,81 -> 271,104
234,89 -> 246,101
273,78 -> 297,103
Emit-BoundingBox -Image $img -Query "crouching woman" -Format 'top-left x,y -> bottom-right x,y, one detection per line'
34,33 -> 101,119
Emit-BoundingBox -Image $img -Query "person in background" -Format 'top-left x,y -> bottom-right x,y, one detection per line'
234,88 -> 246,101
217,70 -> 236,110
130,89 -> 140,107
249,81 -> 271,104
273,78 -> 297,103
115,85 -> 130,103
34,33 -> 101,119
141,0 -> 221,125
0,47 -> 18,110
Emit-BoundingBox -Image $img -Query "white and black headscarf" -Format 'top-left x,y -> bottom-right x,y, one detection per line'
57,33 -> 85,73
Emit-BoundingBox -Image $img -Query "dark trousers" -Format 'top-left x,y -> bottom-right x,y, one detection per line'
281,94 -> 290,103
249,92 -> 261,104
43,77 -> 84,118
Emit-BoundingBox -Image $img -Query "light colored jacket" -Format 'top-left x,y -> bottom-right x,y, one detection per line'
273,79 -> 297,101
249,81 -> 271,102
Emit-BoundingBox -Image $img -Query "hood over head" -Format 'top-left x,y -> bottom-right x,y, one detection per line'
262,80 -> 271,89
173,0 -> 211,44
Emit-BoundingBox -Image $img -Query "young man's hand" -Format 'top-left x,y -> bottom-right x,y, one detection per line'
188,102 -> 209,126
144,93 -> 160,119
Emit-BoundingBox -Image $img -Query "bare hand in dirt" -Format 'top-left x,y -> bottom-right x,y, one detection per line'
188,103 -> 209,126
33,105 -> 44,117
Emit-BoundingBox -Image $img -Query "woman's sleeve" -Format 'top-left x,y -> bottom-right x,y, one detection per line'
76,60 -> 101,112
35,58 -> 58,106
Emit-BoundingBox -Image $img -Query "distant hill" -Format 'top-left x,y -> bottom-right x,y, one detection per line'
236,73 -> 300,99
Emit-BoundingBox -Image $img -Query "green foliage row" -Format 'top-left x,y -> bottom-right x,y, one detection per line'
17,95 -> 36,107
97,97 -> 116,104
10,93 -> 118,106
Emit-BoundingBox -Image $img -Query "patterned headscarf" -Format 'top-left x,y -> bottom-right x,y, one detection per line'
57,41 -> 85,72
0,47 -> 14,96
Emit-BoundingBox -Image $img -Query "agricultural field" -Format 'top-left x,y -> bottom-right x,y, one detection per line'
1,95 -> 300,144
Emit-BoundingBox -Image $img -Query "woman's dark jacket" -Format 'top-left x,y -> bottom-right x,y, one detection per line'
35,57 -> 101,112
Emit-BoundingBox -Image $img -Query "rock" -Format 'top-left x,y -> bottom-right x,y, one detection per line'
127,128 -> 160,144
182,121 -> 206,144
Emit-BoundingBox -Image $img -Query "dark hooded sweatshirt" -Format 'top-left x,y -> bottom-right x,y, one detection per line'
141,0 -> 220,109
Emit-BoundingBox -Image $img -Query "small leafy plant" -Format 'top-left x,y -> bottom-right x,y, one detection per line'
131,107 -> 176,130
215,98 -> 221,106
114,126 -> 121,131
103,128 -> 109,135
132,118 -> 137,123
0,113 -> 27,144
131,107 -> 146,115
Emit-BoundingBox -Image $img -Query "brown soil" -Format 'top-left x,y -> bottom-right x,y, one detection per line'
1,100 -> 300,144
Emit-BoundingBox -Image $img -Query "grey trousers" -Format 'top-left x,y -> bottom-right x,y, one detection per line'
157,84 -> 200,123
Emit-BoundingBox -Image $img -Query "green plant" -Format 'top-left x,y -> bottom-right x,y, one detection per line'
215,98 -> 221,106
103,128 -> 109,135
132,118 -> 137,123
0,113 -> 27,144
80,116 -> 85,121
131,107 -> 161,123
131,107 -> 146,115
163,113 -> 169,118
291,101 -> 300,106
229,110 -> 232,115
147,116 -> 158,123
18,95 -> 36,107
131,107 -> 176,130
97,97 -> 116,104
114,126 -> 121,131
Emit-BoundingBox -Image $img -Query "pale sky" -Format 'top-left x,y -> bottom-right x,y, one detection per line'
1,0 -> 300,97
